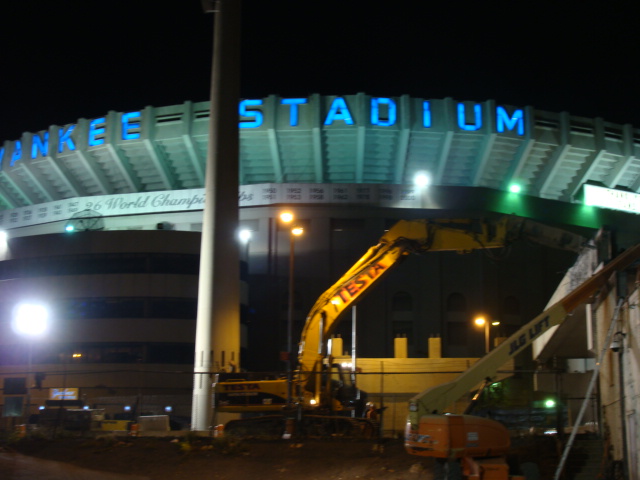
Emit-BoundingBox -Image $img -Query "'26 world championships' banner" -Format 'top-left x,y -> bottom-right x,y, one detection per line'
0,184 -> 432,230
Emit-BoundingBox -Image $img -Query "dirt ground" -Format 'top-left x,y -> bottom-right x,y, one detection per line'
1,435 -> 438,480
1,431 -> 564,480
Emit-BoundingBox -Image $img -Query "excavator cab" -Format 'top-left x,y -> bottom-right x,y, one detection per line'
329,363 -> 367,415
303,361 -> 367,415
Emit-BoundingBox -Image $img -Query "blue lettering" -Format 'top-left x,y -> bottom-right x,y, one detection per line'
280,98 -> 307,126
423,101 -> 432,128
371,97 -> 396,126
88,118 -> 106,147
496,106 -> 524,135
324,97 -> 354,125
239,99 -> 264,128
58,125 -> 76,153
458,103 -> 482,131
122,111 -> 141,140
10,141 -> 22,167
31,132 -> 49,159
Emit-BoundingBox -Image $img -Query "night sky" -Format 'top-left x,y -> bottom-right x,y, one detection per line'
1,1 -> 639,142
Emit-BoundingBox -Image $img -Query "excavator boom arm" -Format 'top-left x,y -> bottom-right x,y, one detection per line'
297,218 -> 517,379
297,216 -> 587,388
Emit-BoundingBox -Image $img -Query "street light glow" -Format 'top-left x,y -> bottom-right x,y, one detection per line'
280,212 -> 294,223
474,316 -> 486,327
12,303 -> 50,337
291,226 -> 304,236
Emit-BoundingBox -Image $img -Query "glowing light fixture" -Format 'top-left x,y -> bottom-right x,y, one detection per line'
280,211 -> 294,224
12,303 -> 50,337
413,171 -> 431,188
238,228 -> 252,244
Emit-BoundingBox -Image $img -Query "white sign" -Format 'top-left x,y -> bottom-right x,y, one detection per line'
583,184 -> 640,214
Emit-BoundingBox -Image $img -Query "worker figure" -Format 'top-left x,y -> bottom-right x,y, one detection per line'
365,402 -> 378,420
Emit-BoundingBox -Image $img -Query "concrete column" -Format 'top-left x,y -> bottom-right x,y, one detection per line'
330,335 -> 343,358
428,335 -> 441,359
394,335 -> 408,358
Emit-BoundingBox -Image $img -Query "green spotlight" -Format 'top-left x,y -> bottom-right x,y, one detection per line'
509,184 -> 522,194
65,224 -> 75,232
544,399 -> 556,408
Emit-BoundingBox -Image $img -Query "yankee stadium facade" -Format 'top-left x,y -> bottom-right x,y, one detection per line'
2,93 -> 640,428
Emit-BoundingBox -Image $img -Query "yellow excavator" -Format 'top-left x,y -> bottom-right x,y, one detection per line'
214,215 -> 588,437
404,238 -> 640,479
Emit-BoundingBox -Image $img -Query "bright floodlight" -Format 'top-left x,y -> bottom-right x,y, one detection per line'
238,228 -> 252,244
474,316 -> 486,327
509,184 -> 522,194
12,303 -> 50,337
414,172 -> 431,188
291,226 -> 304,236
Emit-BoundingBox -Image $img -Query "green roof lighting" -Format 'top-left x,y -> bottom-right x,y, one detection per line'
509,184 -> 522,194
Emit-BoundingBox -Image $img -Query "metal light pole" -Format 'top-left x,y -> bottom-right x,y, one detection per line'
287,226 -> 304,357
192,0 -> 242,432
474,316 -> 489,354
280,212 -> 303,405
12,303 -> 49,421
474,316 -> 500,354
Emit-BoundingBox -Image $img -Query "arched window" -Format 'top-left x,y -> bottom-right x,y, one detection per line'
446,292 -> 467,312
446,293 -> 468,348
503,296 -> 520,315
392,291 -> 413,312
501,296 -> 521,336
392,291 -> 413,346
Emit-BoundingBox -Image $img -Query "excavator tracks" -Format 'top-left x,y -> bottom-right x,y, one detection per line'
224,414 -> 377,440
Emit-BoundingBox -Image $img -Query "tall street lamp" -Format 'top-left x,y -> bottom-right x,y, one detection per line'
238,228 -> 252,261
474,316 -> 500,354
280,211 -> 304,405
12,303 -> 50,420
